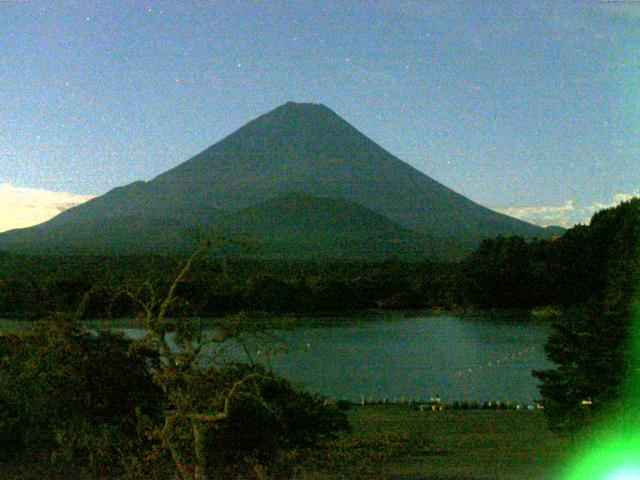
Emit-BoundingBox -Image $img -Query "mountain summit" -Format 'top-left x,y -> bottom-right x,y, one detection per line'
0,102 -> 550,258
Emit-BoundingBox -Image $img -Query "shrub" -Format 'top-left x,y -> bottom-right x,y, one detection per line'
158,362 -> 350,479
0,319 -> 164,476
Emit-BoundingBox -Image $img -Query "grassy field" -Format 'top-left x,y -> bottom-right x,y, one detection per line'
1,406 -> 575,479
302,405 -> 575,480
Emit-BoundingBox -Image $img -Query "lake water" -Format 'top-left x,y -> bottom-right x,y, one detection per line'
246,313 -> 554,403
1,312 -> 554,403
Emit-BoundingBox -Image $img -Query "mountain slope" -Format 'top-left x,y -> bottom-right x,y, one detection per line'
0,215 -> 195,255
0,102 -> 550,257
0,194 -> 437,259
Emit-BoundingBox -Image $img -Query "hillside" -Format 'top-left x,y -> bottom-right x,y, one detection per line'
0,194 -> 440,259
207,193 -> 436,259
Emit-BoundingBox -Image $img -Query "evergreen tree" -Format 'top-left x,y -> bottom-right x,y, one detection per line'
533,198 -> 640,432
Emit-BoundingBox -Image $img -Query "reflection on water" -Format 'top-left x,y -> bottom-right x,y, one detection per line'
1,313 -> 553,402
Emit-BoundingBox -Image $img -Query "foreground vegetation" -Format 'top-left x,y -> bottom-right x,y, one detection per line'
0,248 -> 350,479
0,316 -> 350,479
0,404 -> 574,480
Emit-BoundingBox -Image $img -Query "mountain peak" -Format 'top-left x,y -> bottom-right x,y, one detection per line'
265,101 -> 339,119
208,101 -> 351,153
267,101 -> 337,121
280,101 -> 328,110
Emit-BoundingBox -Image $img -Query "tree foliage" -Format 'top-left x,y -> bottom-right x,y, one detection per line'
0,319 -> 163,476
122,244 -> 349,479
533,198 -> 640,432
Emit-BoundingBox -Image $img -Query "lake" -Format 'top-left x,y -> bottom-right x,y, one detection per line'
1,312 -> 554,403
248,313 -> 554,403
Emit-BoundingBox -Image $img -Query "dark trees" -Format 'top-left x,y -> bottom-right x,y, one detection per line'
0,320 -> 163,476
534,198 -> 639,432
0,245 -> 350,479
459,235 -> 535,307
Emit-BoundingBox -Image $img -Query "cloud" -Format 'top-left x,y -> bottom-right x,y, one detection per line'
493,191 -> 640,228
0,182 -> 94,233
493,201 -> 580,228
591,190 -> 640,212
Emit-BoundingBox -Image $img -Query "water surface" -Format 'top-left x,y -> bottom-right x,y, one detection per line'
262,314 -> 551,402
1,313 -> 553,402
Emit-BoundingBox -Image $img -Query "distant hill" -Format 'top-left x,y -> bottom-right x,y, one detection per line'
207,193 -> 437,259
0,102 -> 552,259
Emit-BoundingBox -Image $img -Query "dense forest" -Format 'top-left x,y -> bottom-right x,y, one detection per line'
0,199 -> 637,320
534,197 -> 640,431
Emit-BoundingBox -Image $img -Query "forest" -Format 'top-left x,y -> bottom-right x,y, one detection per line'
0,199 -> 637,320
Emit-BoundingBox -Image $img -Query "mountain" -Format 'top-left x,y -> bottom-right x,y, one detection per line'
0,101 -> 551,258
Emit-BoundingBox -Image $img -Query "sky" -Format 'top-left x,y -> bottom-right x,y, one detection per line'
0,0 -> 638,232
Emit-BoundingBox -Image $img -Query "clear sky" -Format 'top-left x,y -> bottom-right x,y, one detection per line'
1,0 -> 638,232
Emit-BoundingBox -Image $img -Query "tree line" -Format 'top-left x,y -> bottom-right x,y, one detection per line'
0,255 -> 457,319
0,198 -> 635,319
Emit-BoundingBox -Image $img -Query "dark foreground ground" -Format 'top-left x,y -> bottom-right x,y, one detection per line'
299,405 -> 574,480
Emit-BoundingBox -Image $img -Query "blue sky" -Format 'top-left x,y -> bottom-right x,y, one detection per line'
1,1 -> 638,231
